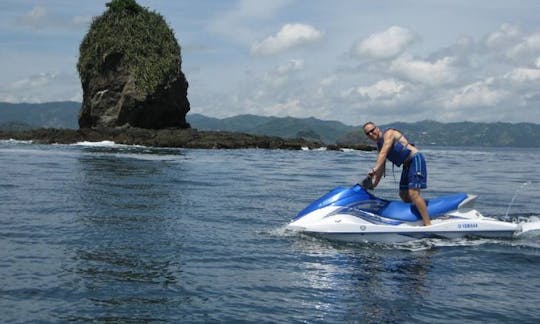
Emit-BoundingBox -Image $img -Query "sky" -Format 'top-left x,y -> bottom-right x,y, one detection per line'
1,0 -> 540,125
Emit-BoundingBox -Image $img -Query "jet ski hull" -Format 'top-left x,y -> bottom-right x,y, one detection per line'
296,220 -> 518,244
287,185 -> 531,243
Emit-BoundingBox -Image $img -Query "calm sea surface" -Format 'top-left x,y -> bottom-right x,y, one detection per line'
1,140 -> 539,323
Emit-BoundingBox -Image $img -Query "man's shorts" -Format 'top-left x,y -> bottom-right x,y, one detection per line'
400,153 -> 427,190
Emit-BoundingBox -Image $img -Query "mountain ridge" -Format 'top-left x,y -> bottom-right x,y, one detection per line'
1,101 -> 539,147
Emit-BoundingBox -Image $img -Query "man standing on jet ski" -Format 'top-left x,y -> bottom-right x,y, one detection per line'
363,122 -> 431,226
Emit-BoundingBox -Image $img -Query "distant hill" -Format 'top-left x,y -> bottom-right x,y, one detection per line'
0,121 -> 37,132
381,120 -> 540,147
0,101 -> 79,129
188,114 -> 540,147
1,101 -> 539,147
188,113 -> 357,144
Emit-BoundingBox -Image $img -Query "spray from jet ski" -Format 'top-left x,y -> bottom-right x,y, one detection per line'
505,181 -> 532,218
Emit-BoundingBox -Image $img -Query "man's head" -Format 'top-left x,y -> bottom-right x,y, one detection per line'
363,122 -> 380,141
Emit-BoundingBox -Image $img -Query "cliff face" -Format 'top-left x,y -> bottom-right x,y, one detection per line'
77,0 -> 190,129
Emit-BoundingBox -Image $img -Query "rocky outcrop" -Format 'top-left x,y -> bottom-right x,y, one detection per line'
0,128 -> 376,151
77,0 -> 190,129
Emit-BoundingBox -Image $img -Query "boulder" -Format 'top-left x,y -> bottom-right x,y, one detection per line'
77,0 -> 190,129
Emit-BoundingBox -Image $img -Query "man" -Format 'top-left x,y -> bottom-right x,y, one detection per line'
363,122 -> 431,226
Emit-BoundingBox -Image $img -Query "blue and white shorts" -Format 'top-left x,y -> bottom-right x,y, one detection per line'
400,153 -> 427,190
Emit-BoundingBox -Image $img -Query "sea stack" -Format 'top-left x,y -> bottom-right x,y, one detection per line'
76,0 -> 190,129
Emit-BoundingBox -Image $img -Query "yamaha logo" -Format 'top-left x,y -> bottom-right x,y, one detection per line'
458,223 -> 478,229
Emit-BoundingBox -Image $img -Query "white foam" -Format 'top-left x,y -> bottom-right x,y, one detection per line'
386,237 -> 505,251
0,139 -> 33,144
73,140 -> 119,147
340,148 -> 355,153
300,147 -> 328,151
72,141 -> 145,149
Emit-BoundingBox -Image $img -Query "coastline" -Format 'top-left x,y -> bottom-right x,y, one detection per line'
0,127 -> 376,151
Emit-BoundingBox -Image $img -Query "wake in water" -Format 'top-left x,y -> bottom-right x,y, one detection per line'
394,235 -> 540,251
282,231 -> 540,252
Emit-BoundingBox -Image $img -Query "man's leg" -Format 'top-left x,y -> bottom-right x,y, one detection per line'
399,189 -> 411,202
408,188 -> 431,226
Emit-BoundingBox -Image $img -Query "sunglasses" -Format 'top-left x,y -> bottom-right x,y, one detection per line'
364,127 -> 377,135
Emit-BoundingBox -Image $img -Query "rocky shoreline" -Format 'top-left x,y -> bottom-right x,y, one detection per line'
0,127 -> 376,151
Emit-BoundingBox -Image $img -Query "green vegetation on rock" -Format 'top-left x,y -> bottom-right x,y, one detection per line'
77,0 -> 181,94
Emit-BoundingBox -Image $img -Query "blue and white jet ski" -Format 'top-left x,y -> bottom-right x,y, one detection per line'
287,184 -> 540,243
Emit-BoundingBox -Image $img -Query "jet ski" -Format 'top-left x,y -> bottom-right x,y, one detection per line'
287,184 -> 540,243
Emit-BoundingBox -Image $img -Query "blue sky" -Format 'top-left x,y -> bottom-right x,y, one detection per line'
1,0 -> 540,125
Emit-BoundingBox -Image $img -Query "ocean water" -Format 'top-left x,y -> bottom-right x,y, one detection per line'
1,140 -> 539,323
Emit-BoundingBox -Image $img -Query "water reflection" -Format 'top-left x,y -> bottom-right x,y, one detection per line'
347,249 -> 433,323
292,238 -> 434,323
60,146 -> 192,321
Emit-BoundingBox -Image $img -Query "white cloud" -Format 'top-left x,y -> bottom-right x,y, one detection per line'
16,5 -> 90,30
445,81 -> 505,108
485,24 -> 540,63
353,26 -> 416,60
505,67 -> 540,82
485,23 -> 521,49
356,79 -> 406,100
208,0 -> 292,44
26,6 -> 47,20
71,15 -> 92,27
6,72 -> 63,91
17,5 -> 48,28
320,75 -> 337,87
507,33 -> 540,60
251,23 -> 322,55
316,75 -> 337,97
276,59 -> 304,74
0,72 -> 81,103
3,1 -> 540,124
253,59 -> 305,90
262,98 -> 303,116
390,55 -> 458,85
230,0 -> 290,18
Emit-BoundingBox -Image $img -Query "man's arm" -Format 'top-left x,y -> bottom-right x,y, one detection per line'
369,130 -> 395,186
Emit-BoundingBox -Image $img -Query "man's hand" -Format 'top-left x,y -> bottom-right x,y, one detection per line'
361,176 -> 374,190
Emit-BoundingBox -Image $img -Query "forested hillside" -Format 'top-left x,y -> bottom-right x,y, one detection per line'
1,102 -> 539,147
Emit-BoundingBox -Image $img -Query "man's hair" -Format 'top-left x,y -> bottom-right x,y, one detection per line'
363,121 -> 375,129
